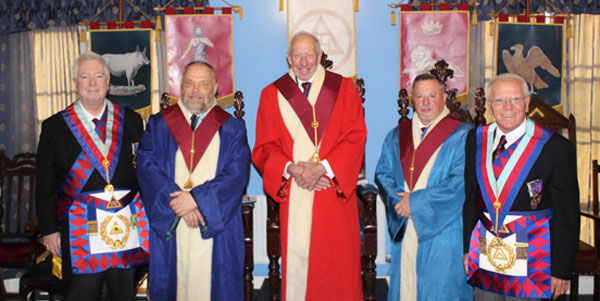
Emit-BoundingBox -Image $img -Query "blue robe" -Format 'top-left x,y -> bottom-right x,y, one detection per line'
136,112 -> 251,301
375,123 -> 473,301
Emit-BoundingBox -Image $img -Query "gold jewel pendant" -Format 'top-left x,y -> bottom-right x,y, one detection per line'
100,215 -> 131,250
486,236 -> 516,273
309,152 -> 321,163
104,184 -> 114,194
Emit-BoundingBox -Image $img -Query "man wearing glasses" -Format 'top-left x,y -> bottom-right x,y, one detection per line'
376,73 -> 473,300
253,31 -> 366,300
463,73 -> 579,300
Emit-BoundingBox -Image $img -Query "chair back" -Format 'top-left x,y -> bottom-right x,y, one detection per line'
527,97 -> 576,147
0,150 -> 37,241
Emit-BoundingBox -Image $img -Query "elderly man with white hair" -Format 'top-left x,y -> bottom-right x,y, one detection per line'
463,73 -> 579,300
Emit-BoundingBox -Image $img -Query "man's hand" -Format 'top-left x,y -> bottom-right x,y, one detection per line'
551,277 -> 569,299
394,192 -> 411,218
463,254 -> 469,274
42,232 -> 61,257
287,161 -> 328,190
169,191 -> 198,217
181,208 -> 206,228
312,176 -> 331,191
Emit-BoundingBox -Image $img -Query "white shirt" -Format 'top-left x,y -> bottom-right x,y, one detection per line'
494,119 -> 527,149
296,72 -> 317,94
81,100 -> 107,128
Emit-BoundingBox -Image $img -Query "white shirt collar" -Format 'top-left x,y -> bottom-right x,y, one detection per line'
494,118 -> 527,148
296,71 -> 318,89
81,100 -> 107,127
178,100 -> 215,130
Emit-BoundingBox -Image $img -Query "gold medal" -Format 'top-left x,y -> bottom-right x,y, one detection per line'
104,184 -> 114,193
308,152 -> 321,163
486,236 -> 516,272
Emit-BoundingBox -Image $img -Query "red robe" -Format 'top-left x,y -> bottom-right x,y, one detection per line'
253,74 -> 366,300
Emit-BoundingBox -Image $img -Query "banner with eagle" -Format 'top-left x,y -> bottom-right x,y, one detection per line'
495,22 -> 564,108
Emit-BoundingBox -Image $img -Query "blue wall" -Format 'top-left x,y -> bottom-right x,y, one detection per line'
229,1 -> 401,194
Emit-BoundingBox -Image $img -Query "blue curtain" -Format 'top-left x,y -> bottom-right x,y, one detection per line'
0,0 -> 210,34
393,1 -> 600,21
0,31 -> 36,157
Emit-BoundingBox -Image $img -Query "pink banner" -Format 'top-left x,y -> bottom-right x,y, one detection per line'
400,11 -> 469,96
166,15 -> 234,102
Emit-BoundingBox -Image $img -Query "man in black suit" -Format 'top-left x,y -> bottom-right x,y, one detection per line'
36,52 -> 148,300
463,73 -> 579,300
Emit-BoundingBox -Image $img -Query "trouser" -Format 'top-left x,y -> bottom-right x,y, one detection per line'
59,219 -> 137,301
63,268 -> 136,301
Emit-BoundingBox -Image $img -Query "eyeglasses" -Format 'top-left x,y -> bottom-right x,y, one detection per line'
413,93 -> 441,101
491,96 -> 525,106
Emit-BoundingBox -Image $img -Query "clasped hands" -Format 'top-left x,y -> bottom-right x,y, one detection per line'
169,191 -> 206,228
287,161 -> 330,191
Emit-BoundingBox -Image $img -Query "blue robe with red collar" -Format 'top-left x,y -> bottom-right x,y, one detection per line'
136,110 -> 250,301
375,122 -> 473,301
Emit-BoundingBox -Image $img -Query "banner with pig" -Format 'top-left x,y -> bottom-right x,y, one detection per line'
165,13 -> 234,108
90,29 -> 152,119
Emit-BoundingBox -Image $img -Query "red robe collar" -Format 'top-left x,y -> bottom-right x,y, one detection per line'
161,104 -> 230,171
274,71 -> 342,144
399,115 -> 461,190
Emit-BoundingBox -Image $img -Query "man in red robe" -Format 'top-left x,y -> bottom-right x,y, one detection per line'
252,31 -> 367,300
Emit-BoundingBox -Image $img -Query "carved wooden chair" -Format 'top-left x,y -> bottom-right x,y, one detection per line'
0,150 -> 46,299
397,59 -> 487,126
265,53 -> 379,300
526,97 -> 576,146
160,91 -> 255,301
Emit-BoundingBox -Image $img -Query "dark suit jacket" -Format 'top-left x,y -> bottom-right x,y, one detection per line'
35,105 -> 143,236
463,126 -> 580,280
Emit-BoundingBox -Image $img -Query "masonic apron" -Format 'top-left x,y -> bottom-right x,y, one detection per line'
467,118 -> 553,298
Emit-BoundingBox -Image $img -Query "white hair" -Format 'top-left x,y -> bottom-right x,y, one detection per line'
288,30 -> 322,54
485,73 -> 530,100
72,51 -> 110,80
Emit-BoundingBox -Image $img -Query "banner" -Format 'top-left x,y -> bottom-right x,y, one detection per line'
400,11 -> 469,102
90,29 -> 152,119
495,21 -> 564,109
287,0 -> 357,78
165,13 -> 234,108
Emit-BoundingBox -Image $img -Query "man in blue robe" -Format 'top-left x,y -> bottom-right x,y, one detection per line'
136,61 -> 250,300
376,74 -> 473,300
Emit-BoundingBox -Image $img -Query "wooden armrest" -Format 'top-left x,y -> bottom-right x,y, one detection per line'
357,183 -> 378,199
25,219 -> 39,237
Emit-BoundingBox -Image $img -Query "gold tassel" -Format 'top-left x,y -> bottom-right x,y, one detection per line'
471,10 -> 477,25
80,28 -> 86,42
567,22 -> 573,38
489,19 -> 495,36
52,255 -> 62,280
233,6 -> 244,20
354,0 -> 359,12
391,10 -> 396,26
279,0 -> 284,12
155,16 -> 162,42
